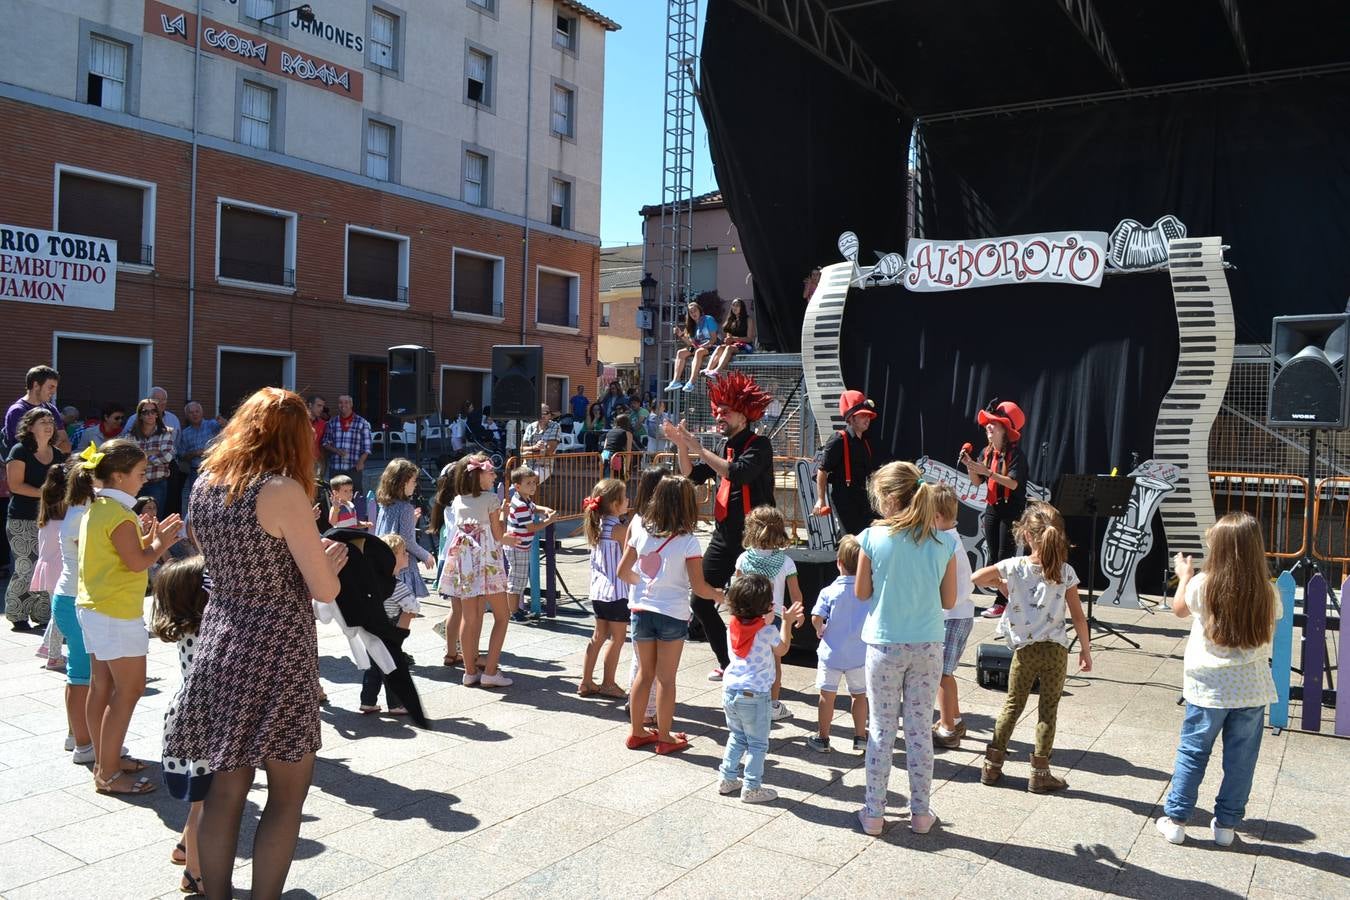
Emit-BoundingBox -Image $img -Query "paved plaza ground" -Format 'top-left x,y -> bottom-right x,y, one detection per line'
0,528 -> 1345,899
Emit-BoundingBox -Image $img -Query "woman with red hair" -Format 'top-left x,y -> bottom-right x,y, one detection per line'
960,399 -> 1028,619
162,387 -> 348,899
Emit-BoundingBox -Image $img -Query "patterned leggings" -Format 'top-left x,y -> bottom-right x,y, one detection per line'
991,641 -> 1068,758
4,519 -> 48,626
863,641 -> 942,818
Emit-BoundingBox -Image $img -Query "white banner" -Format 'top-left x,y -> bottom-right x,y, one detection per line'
905,231 -> 1108,292
0,225 -> 117,310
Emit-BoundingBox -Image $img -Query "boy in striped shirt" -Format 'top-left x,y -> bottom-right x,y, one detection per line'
506,466 -> 556,621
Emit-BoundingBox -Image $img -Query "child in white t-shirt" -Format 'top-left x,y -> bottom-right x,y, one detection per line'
932,484 -> 975,748
733,506 -> 802,722
717,573 -> 803,803
618,475 -> 723,755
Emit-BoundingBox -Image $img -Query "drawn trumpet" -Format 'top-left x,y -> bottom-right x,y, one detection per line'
1100,475 -> 1174,608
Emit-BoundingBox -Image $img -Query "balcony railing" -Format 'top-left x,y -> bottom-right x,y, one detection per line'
219,256 -> 295,288
118,244 -> 154,267
348,280 -> 409,304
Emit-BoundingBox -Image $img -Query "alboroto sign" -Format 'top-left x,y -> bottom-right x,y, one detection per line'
0,225 -> 117,310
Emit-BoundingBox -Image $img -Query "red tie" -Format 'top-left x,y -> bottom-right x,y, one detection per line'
715,446 -> 734,522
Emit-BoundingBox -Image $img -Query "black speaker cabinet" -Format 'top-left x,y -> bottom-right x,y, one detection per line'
388,345 -> 437,418
491,345 -> 543,420
1269,315 -> 1350,428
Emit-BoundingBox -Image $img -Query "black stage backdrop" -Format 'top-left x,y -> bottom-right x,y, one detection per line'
701,2 -> 1350,588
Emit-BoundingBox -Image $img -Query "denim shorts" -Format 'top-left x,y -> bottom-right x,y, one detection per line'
630,609 -> 689,642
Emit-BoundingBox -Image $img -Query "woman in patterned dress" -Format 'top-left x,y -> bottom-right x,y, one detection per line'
163,388 -> 348,899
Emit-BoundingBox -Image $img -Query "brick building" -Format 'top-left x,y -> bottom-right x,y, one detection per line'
597,243 -> 642,385
0,0 -> 618,427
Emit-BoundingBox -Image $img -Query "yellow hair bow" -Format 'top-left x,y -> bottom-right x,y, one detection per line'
79,443 -> 104,471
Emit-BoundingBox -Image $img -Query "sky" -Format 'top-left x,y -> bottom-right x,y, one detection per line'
594,2 -> 717,248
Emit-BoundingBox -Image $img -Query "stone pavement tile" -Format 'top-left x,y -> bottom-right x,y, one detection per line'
315,722 -> 464,777
0,717 -> 33,743
0,754 -> 101,804
0,835 -> 84,892
902,798 -> 1033,866
514,706 -> 631,741
324,793 -> 495,867
602,795 -> 773,868
0,788 -> 110,843
295,791 -> 382,841
740,796 -> 874,866
1117,826 -> 1257,898
7,837 -> 184,899
328,841 -> 534,900
489,841 -> 685,900
654,843 -> 838,899
1275,742 -> 1350,796
1,693 -> 71,735
454,763 -> 598,818
1248,844 -> 1350,898
956,841 -> 1123,899
233,844 -> 386,897
807,841 -> 982,900
367,754 -> 481,794
567,751 -> 718,817
459,796 -> 636,867
429,728 -> 569,776
533,728 -> 650,778
1007,802 -> 1146,857
37,800 -> 183,864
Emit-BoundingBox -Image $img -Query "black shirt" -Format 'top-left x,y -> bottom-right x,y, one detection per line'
6,444 -> 67,520
603,426 -> 632,454
817,429 -> 877,495
688,427 -> 775,543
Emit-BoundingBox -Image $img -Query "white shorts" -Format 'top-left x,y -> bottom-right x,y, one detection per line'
75,607 -> 149,661
817,660 -> 866,695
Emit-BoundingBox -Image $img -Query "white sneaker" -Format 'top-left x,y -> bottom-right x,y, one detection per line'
706,668 -> 723,682
741,786 -> 778,804
480,671 -> 514,687
72,743 -> 95,764
770,701 -> 792,722
717,778 -> 742,795
462,672 -> 481,686
1155,816 -> 1186,844
64,734 -> 75,752
1210,817 -> 1236,847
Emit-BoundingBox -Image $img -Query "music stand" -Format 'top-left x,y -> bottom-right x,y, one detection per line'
1054,474 -> 1139,649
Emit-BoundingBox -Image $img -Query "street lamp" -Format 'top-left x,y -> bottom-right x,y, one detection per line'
639,272 -> 658,306
639,273 -> 659,396
258,4 -> 316,24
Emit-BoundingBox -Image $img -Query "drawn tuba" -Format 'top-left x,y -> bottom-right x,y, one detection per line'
1100,475 -> 1174,608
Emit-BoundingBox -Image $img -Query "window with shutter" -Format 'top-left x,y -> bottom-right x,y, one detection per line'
466,50 -> 490,105
463,151 -> 487,206
453,252 -> 499,317
554,13 -> 577,51
550,85 -> 573,136
245,0 -> 276,20
219,205 -> 289,285
347,231 -> 405,303
365,121 -> 393,181
240,82 -> 273,150
468,0 -> 495,10
87,37 -> 128,112
58,173 -> 147,265
370,9 -> 396,69
538,271 -> 575,327
549,179 -> 571,229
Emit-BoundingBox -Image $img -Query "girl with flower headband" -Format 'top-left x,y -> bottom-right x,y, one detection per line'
437,453 -> 519,688
579,478 -> 630,698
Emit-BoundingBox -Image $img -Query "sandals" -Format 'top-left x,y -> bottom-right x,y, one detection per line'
655,734 -> 691,755
180,870 -> 204,896
443,653 -> 462,667
625,730 -> 660,750
171,842 -> 187,865
359,705 -> 381,715
95,771 -> 156,795
120,756 -> 149,774
598,684 -> 627,699
386,707 -> 409,716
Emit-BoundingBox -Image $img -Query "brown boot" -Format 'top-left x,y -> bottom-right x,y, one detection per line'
981,747 -> 1004,785
1028,755 -> 1068,793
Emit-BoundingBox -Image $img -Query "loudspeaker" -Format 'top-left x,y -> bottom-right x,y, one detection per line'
387,345 -> 437,418
1269,315 -> 1350,428
491,345 -> 543,420
975,643 -> 1040,693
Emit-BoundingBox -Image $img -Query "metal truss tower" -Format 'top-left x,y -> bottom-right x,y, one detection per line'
657,0 -> 698,406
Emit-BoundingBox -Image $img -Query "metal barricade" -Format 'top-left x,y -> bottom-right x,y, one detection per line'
1209,471 -> 1307,560
1312,475 -> 1350,580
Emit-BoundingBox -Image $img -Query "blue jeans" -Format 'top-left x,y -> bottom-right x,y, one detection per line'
142,478 -> 169,514
1164,702 -> 1265,827
719,688 -> 771,790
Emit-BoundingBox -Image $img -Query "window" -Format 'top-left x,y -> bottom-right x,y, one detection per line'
554,11 -> 578,52
56,167 -> 156,267
365,120 -> 393,181
466,48 -> 492,107
369,8 -> 397,70
440,368 -> 487,421
217,347 -> 296,419
87,36 -> 128,111
545,377 -> 567,419
549,178 -> 572,229
550,83 -> 574,137
467,0 -> 495,12
537,268 -> 579,329
244,0 -> 276,20
463,150 -> 488,206
218,201 -> 296,287
346,226 -> 409,304
239,81 -> 274,150
53,334 -> 151,418
452,250 -> 504,318
600,302 -> 611,328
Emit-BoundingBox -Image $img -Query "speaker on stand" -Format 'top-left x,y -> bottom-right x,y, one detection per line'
492,345 -> 543,457
388,345 -> 437,456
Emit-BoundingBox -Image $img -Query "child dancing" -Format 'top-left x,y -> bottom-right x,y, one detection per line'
974,501 -> 1091,793
1156,512 -> 1278,847
717,573 -> 803,803
733,506 -> 802,721
807,535 -> 870,753
579,478 -> 630,697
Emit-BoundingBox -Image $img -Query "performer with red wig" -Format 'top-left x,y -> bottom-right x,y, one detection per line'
960,399 -> 1028,619
664,372 -> 776,682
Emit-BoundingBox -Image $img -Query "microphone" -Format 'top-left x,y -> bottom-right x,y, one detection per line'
959,442 -> 972,463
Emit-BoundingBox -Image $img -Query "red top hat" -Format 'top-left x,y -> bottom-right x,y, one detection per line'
977,400 -> 1025,443
839,390 -> 877,422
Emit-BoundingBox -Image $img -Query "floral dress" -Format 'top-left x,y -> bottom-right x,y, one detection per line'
438,490 -> 508,597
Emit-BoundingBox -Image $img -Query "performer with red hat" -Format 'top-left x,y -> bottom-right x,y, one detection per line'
664,372 -> 776,681
960,399 -> 1028,619
812,390 -> 880,536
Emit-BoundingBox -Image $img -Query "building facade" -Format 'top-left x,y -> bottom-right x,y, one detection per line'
0,0 -> 617,428
596,243 -> 641,384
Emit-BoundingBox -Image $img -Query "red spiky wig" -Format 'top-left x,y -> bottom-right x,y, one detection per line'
707,372 -> 774,422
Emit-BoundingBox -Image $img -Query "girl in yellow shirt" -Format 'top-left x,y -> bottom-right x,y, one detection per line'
72,439 -> 181,795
